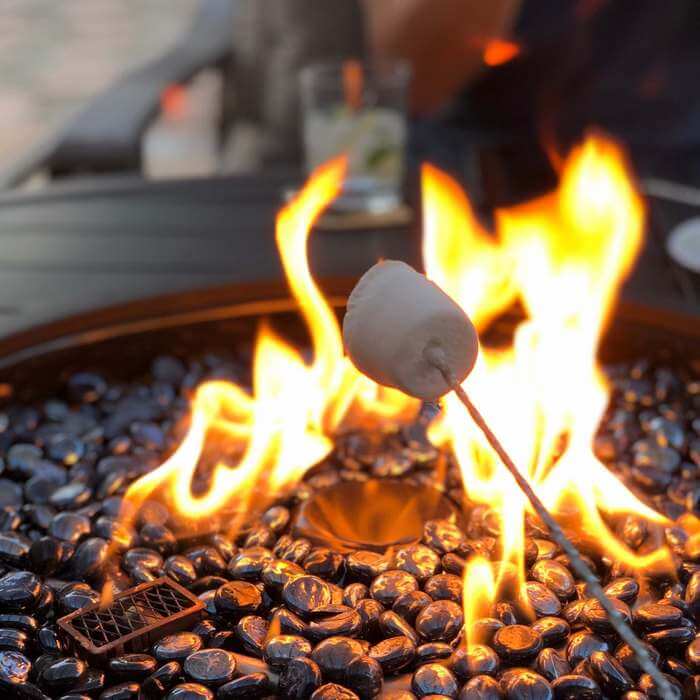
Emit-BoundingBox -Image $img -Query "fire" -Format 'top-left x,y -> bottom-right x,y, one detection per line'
121,157 -> 416,533
423,135 -> 673,644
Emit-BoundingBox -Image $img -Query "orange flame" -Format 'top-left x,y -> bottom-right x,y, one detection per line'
423,135 -> 673,642
120,157 -> 416,533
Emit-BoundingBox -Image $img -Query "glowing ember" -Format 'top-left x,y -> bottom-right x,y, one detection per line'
422,134 -> 673,645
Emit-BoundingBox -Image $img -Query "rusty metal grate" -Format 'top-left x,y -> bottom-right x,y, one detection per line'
58,577 -> 204,661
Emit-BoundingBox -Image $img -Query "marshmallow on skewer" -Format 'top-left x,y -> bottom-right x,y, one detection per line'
343,260 -> 478,401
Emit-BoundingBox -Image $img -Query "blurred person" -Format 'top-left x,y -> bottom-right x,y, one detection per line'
362,0 -> 700,202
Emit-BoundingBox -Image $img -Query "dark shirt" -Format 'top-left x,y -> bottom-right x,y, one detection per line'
450,0 -> 700,197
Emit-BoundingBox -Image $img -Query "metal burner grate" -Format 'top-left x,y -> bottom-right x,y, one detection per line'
58,577 -> 204,661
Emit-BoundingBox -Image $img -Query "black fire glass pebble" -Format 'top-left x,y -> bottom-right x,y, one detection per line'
163,556 -> 198,587
531,616 -> 570,647
310,683 -> 359,699
344,583 -> 369,608
603,577 -> 639,605
279,657 -> 323,699
395,545 -> 441,582
614,641 -> 660,680
525,581 -> 562,617
275,537 -> 312,566
153,633 -> 203,662
663,657 -> 692,682
370,571 -> 419,607
492,625 -> 542,664
0,649 -> 30,684
687,635 -> 700,670
274,607 -> 309,636
309,609 -> 363,641
441,553 -> 466,576
344,654 -> 383,699
283,575 -> 333,617
49,482 -> 92,510
550,674 -> 602,699
99,682 -> 141,700
536,648 -> 571,681
393,591 -> 432,624
346,551 -> 391,582
57,582 -> 100,615
633,602 -> 684,631
0,628 -> 28,653
234,615 -> 269,657
217,672 -> 272,699
356,599 -> 384,640
71,537 -> 108,580
423,574 -> 462,603
67,372 -> 107,403
214,581 -> 262,617
263,635 -> 312,668
587,650 -> 634,695
228,547 -> 274,581
500,668 -> 553,700
530,560 -> 576,601
123,547 -> 163,572
368,636 -> 416,674
72,668 -> 105,694
685,571 -> 700,621
495,602 -> 520,627
37,626 -> 64,654
108,654 -> 157,680
379,611 -> 419,645
415,600 -> 463,643
637,672 -> 684,699
470,617 -> 504,646
581,597 -> 631,635
0,532 -> 32,568
304,548 -> 345,582
416,642 -> 453,664
29,537 -> 66,576
184,546 -> 227,578
166,683 -> 214,700
261,559 -> 304,592
183,649 -> 237,687
459,674 -> 503,699
565,631 -> 608,667
0,571 -> 40,612
645,625 -> 696,654
453,644 -> 500,679
423,520 -> 466,554
139,524 -> 177,556
0,614 -> 37,634
411,663 -> 458,698
311,637 -> 365,681
141,661 -> 183,697
40,656 -> 87,692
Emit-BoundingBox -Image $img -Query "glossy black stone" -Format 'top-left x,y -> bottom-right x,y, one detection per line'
565,632 -> 609,667
603,577 -> 639,604
500,668 -> 553,700
423,520 -> 465,554
214,581 -> 262,617
279,657 -> 323,699
459,675 -> 503,700
309,609 -> 363,641
395,545 -> 441,582
235,615 -> 269,657
587,650 -> 634,695
344,655 -> 383,699
369,570 -> 419,607
346,551 -> 391,582
57,582 -> 100,615
580,597 -> 631,635
634,602 -> 684,631
416,642 -> 453,664
99,682 -> 141,700
153,633 -> 203,662
311,637 -> 365,681
263,635 -> 312,668
550,674 -> 602,699
40,656 -> 87,692
536,648 -> 571,682
368,636 -> 416,674
310,683 -> 359,699
70,537 -> 108,580
166,683 -> 214,700
141,661 -> 183,698
283,576 -> 334,617
530,560 -> 576,601
414,600 -> 463,643
108,654 -> 157,680
614,641 -> 661,680
182,649 -> 236,687
423,573 -> 462,603
0,649 -> 31,684
492,625 -> 542,664
450,645 -> 499,680
411,662 -> 458,698
217,673 -> 272,699
531,617 -> 570,647
526,581 -> 562,617
0,571 -> 40,612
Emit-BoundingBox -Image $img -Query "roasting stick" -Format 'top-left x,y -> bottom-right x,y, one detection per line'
426,348 -> 674,699
343,261 -> 674,699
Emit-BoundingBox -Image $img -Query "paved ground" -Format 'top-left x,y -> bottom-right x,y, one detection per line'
0,0 -> 200,171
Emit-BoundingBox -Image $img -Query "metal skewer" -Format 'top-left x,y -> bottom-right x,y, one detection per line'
424,347 -> 675,699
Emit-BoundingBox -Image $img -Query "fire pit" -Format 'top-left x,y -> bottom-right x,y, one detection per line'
0,138 -> 697,699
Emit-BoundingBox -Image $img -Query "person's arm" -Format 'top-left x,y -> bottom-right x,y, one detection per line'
362,0 -> 522,114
